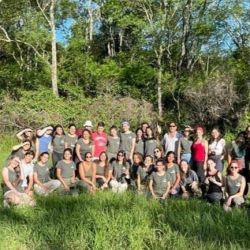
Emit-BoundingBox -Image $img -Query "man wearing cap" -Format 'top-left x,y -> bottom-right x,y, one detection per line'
92,122 -> 108,159
162,122 -> 182,156
120,121 -> 136,161
76,120 -> 93,138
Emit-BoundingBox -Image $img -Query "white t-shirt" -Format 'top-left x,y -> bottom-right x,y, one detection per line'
162,132 -> 182,155
208,139 -> 226,156
20,161 -> 34,187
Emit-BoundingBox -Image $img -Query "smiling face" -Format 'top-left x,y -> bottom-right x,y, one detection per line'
97,126 -> 104,133
85,153 -> 92,162
24,153 -> 34,164
156,161 -> 165,172
100,152 -> 107,162
83,130 -> 91,140
180,160 -> 188,173
196,128 -> 204,137
146,127 -> 153,137
166,153 -> 175,163
40,153 -> 49,164
144,156 -> 153,166
168,123 -> 177,133
23,142 -> 31,151
133,154 -> 141,164
122,123 -> 129,132
56,127 -> 63,136
69,126 -> 76,135
137,129 -> 143,138
211,129 -> 220,140
207,159 -> 216,171
229,162 -> 239,174
63,150 -> 72,161
154,148 -> 162,158
10,157 -> 20,169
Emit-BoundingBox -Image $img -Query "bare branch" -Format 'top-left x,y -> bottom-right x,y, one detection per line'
36,0 -> 51,27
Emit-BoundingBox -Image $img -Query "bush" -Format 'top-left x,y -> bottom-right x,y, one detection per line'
0,86 -> 158,131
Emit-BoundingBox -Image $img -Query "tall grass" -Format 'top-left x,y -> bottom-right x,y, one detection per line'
0,135 -> 250,249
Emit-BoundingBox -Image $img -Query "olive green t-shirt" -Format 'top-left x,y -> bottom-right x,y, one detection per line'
145,139 -> 157,156
135,139 -> 144,155
107,136 -> 120,155
76,139 -> 93,158
109,161 -> 130,180
65,134 -> 78,151
33,162 -> 51,183
120,132 -> 136,155
52,135 -> 66,153
56,160 -> 76,179
166,164 -> 180,186
149,171 -> 171,196
96,163 -> 106,176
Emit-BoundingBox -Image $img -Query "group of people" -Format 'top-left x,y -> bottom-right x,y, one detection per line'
2,120 -> 250,211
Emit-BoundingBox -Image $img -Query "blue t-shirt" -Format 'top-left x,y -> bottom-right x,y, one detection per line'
39,135 -> 52,153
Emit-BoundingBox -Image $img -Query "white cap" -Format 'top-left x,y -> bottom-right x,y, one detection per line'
83,120 -> 93,127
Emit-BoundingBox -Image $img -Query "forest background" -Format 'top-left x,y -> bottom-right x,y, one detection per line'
0,0 -> 249,134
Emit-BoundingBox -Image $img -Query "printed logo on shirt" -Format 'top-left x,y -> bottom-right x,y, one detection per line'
170,170 -> 175,174
163,179 -> 167,183
71,165 -> 75,169
235,182 -> 241,187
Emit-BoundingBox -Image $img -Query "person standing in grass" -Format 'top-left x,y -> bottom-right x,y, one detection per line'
92,122 -> 108,160
204,158 -> 223,204
223,161 -> 246,211
56,148 -> 77,194
137,155 -> 155,194
36,126 -> 53,159
165,151 -> 181,196
2,156 -> 35,207
177,126 -> 193,164
75,129 -> 94,163
78,152 -> 97,192
120,121 -> 136,162
179,160 -> 200,199
107,126 -> 120,162
144,127 -> 158,157
95,152 -> 110,189
191,125 -> 208,195
109,150 -> 130,193
33,152 -> 61,196
135,128 -> 144,156
208,128 -> 226,173
64,124 -> 78,158
149,159 -> 171,200
51,125 -> 66,166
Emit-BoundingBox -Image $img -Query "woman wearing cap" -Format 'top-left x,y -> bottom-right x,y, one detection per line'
36,126 -> 53,159
120,121 -> 136,161
33,152 -> 61,196
75,129 -> 94,163
144,127 -> 158,157
149,159 -> 171,200
208,127 -> 226,172
56,148 -> 77,193
109,150 -> 130,193
51,125 -> 66,166
95,152 -> 110,189
107,126 -> 120,162
177,126 -> 193,164
165,151 -> 180,196
204,158 -> 223,203
191,125 -> 208,193
179,160 -> 200,199
224,161 -> 246,211
137,155 -> 155,193
78,152 -> 97,192
2,156 -> 35,207
64,124 -> 78,157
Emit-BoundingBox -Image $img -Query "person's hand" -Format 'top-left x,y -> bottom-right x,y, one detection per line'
170,188 -> 177,195
152,193 -> 158,199
64,185 -> 70,192
226,197 -> 232,207
47,126 -> 54,131
208,177 -> 215,183
161,194 -> 168,200
22,141 -> 30,147
203,162 -> 207,170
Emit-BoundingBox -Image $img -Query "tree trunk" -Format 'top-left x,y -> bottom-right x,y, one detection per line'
50,0 -> 59,97
156,46 -> 163,120
88,0 -> 93,41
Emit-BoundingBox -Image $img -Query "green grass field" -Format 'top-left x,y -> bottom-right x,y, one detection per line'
0,135 -> 250,250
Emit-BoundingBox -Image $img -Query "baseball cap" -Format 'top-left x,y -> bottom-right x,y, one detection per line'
83,120 -> 93,127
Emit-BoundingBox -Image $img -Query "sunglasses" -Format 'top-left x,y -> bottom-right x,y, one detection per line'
230,166 -> 238,169
118,154 -> 125,157
86,156 -> 92,158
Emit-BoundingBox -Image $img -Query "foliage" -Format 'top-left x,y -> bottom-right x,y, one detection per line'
0,87 -> 157,131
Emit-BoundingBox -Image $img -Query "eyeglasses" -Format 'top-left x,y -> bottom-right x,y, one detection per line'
86,156 -> 92,158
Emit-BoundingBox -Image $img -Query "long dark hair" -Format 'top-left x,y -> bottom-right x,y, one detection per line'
208,127 -> 222,144
99,151 -> 109,178
116,150 -> 127,165
53,124 -> 65,137
38,152 -> 49,162
63,148 -> 73,160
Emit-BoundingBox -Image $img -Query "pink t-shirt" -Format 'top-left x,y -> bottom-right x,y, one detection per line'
92,132 -> 108,157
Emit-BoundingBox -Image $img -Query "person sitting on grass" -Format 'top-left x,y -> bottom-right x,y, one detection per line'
137,155 -> 155,194
78,152 -> 97,192
95,152 -> 110,189
204,158 -> 223,204
165,151 -> 181,196
223,161 -> 246,211
2,156 -> 35,207
33,152 -> 61,196
8,140 -> 32,163
149,159 -> 171,200
179,159 -> 200,199
56,148 -> 77,194
130,152 -> 144,189
109,150 -> 130,193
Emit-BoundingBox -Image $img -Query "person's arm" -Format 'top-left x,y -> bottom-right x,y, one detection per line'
64,136 -> 69,149
162,181 -> 170,199
172,172 -> 180,191
149,179 -> 157,199
25,173 -> 34,194
91,145 -> 95,157
177,140 -> 181,164
208,172 -> 223,187
203,140 -> 208,169
75,143 -> 83,162
56,168 -> 69,191
16,129 -> 32,141
92,163 -> 96,187
130,137 -> 136,160
37,126 -> 52,137
79,163 -> 95,187
137,174 -> 141,191
12,142 -> 26,151
33,172 -> 48,190
2,168 -> 19,193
